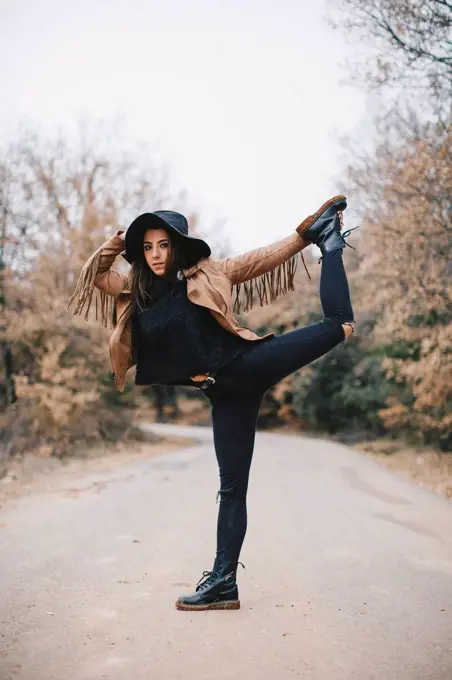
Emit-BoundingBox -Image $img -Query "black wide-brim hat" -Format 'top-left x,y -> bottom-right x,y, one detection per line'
122,210 -> 211,266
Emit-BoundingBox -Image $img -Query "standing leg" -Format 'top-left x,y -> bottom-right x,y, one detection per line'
211,390 -> 263,568
175,389 -> 262,611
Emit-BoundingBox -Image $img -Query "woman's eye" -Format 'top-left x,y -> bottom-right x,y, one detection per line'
161,243 -> 168,249
144,245 -> 151,251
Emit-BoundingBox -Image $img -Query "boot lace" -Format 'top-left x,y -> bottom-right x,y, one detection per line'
341,225 -> 360,249
195,562 -> 246,591
196,571 -> 214,591
318,225 -> 360,263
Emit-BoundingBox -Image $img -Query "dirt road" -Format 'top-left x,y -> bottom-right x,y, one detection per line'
1,425 -> 452,680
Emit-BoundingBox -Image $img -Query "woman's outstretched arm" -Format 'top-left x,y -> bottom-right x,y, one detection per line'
216,231 -> 309,286
68,230 -> 128,326
92,230 -> 128,297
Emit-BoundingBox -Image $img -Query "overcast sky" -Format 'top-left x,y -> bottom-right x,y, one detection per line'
0,0 -> 367,252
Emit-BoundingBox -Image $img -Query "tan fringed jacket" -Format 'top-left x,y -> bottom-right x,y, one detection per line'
69,229 -> 309,392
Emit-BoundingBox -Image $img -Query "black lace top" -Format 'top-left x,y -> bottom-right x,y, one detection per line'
132,277 -> 253,386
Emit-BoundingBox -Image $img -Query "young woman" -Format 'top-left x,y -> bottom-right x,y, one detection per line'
69,195 -> 356,612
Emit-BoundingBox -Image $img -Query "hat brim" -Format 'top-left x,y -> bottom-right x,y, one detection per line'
122,213 -> 211,266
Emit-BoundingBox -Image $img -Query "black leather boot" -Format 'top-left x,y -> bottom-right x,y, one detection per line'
300,196 -> 358,257
307,215 -> 357,255
175,561 -> 243,611
297,195 -> 347,240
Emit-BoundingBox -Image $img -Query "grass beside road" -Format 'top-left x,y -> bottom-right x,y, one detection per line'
352,439 -> 452,501
0,434 -> 193,505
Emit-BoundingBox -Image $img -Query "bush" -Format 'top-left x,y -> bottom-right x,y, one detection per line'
291,336 -> 389,436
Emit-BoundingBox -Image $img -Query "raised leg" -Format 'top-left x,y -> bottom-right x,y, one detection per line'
217,248 -> 355,393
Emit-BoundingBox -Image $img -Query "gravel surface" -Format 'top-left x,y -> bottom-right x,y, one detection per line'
1,424 -> 452,680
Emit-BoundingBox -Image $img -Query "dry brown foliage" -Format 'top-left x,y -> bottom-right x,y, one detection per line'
325,0 -> 452,449
0,123 -> 202,463
346,121 -> 452,446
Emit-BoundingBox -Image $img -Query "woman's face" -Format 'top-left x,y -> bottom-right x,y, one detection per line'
143,228 -> 172,277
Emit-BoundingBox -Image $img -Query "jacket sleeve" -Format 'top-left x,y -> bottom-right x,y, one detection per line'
68,229 -> 129,327
216,232 -> 308,286
93,230 -> 128,297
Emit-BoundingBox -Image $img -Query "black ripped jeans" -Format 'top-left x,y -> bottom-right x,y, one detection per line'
205,249 -> 354,569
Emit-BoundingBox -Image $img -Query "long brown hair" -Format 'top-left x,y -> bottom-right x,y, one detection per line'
130,229 -> 192,314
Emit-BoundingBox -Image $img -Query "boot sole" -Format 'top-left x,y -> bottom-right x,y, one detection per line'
175,599 -> 241,611
296,195 -> 347,236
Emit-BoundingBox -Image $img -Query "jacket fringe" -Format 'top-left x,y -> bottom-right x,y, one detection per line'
67,248 -> 116,328
233,253 -> 301,314
69,245 -> 310,324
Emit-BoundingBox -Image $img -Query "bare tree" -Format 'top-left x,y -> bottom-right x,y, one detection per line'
328,0 -> 452,104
